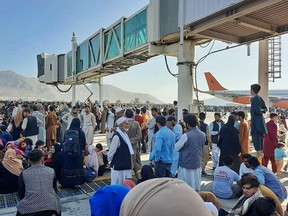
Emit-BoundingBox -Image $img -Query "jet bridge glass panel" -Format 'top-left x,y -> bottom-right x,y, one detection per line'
124,9 -> 147,52
104,24 -> 121,60
89,34 -> 101,67
76,41 -> 89,73
67,51 -> 72,77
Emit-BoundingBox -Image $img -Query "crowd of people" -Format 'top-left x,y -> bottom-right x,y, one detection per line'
0,83 -> 287,216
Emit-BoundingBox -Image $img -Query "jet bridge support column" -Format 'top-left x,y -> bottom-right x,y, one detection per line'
71,32 -> 77,106
99,77 -> 103,107
258,40 -> 269,108
177,40 -> 195,121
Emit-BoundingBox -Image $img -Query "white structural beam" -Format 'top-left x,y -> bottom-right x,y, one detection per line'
235,16 -> 277,34
99,77 -> 103,106
258,39 -> 269,107
177,40 -> 195,121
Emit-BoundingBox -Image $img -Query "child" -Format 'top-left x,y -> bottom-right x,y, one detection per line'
274,142 -> 287,177
21,138 -> 33,159
95,143 -> 107,176
35,140 -> 48,160
278,124 -> 287,143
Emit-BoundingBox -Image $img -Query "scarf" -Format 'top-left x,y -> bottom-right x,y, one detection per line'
228,190 -> 262,216
122,179 -> 136,189
5,141 -> 16,151
2,149 -> 23,176
120,178 -> 212,216
90,185 -> 130,216
13,105 -> 23,128
116,128 -> 134,155
86,145 -> 99,171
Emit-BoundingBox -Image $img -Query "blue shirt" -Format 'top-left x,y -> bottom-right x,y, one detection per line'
173,123 -> 183,143
254,165 -> 287,202
212,166 -> 240,199
149,126 -> 175,163
274,148 -> 287,161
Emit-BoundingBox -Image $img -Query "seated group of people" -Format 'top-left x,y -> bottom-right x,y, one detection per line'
89,173 -> 288,216
212,155 -> 287,215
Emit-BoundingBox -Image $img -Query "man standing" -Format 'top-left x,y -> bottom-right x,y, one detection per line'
45,105 -> 58,150
167,116 -> 183,177
61,106 -> 80,131
175,114 -> 205,191
248,156 -> 287,203
250,84 -> 267,158
105,106 -> 115,149
21,108 -> 39,148
237,111 -> 250,156
108,117 -> 134,185
263,113 -> 278,173
209,113 -> 223,170
147,107 -> 158,153
199,112 -> 212,175
149,116 -> 175,178
81,105 -> 96,145
125,109 -> 142,177
140,107 -> 149,153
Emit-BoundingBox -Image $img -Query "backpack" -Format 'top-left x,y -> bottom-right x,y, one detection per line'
63,130 -> 81,157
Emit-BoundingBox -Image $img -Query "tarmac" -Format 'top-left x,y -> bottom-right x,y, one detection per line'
1,112 -> 287,215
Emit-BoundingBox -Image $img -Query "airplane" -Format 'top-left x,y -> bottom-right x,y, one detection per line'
195,72 -> 288,108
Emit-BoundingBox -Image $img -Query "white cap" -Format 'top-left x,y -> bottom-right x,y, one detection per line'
116,117 -> 127,126
115,107 -> 123,113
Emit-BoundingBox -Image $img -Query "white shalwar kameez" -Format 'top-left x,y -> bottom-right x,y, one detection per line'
108,128 -> 134,185
81,112 -> 96,145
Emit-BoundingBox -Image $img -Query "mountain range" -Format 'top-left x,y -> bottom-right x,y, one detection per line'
0,71 -> 164,104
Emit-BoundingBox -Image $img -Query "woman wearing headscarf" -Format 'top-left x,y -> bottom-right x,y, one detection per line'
45,143 -> 64,180
5,141 -> 16,151
137,165 -> 155,184
218,116 -> 242,173
120,178 -> 212,216
0,149 -> 23,193
60,118 -> 86,188
90,185 -> 130,216
10,105 -> 23,140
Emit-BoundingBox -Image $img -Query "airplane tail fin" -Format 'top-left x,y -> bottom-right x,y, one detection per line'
204,72 -> 227,91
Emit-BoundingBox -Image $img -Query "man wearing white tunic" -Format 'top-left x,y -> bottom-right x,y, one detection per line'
175,114 -> 205,191
105,106 -> 115,148
81,105 -> 96,145
108,117 -> 134,185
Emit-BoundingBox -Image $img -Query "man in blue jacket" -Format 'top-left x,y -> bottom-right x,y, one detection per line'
149,116 -> 175,178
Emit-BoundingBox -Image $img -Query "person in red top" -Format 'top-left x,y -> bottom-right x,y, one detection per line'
263,113 -> 278,173
134,109 -> 143,126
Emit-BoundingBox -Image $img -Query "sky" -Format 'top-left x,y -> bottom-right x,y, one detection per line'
1,0 -> 288,103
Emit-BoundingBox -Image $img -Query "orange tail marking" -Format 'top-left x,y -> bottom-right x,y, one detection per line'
204,72 -> 227,91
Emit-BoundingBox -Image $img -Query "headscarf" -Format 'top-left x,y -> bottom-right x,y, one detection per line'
140,165 -> 155,182
86,145 -> 99,171
225,116 -> 235,128
122,179 -> 136,189
53,143 -> 62,157
13,105 -> 23,128
17,141 -> 26,152
2,149 -> 23,176
15,148 -> 24,156
5,141 -> 16,151
90,185 -> 130,216
120,178 -> 212,216
69,118 -> 81,129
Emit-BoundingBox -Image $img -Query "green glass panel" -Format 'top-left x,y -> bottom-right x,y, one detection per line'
67,51 -> 72,77
124,9 -> 147,52
105,25 -> 121,60
76,41 -> 89,73
89,35 -> 100,67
